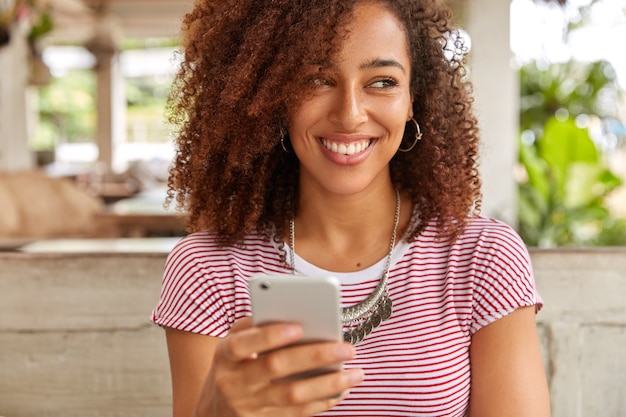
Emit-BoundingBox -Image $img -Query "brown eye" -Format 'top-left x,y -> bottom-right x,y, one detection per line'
369,78 -> 399,89
307,76 -> 333,88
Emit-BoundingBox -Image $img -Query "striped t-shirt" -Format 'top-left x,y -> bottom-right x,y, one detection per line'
151,216 -> 541,416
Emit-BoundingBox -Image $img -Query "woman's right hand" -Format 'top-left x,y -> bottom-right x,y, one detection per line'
194,317 -> 364,417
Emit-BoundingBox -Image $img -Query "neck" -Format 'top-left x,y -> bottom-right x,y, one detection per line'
291,186 -> 402,272
298,182 -> 397,230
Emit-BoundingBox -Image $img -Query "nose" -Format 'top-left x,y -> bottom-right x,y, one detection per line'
328,84 -> 368,129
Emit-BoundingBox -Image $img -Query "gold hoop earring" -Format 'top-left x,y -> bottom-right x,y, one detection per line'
280,129 -> 291,153
398,118 -> 422,153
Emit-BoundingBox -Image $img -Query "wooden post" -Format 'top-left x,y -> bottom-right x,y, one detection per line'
465,0 -> 519,226
0,25 -> 34,171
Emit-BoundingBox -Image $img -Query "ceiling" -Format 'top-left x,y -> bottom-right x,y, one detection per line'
45,0 -> 196,45
43,0 -> 567,47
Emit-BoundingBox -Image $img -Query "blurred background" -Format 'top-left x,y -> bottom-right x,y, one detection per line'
1,2 -> 625,417
0,0 -> 625,246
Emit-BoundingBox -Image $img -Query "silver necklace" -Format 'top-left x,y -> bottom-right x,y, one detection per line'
288,189 -> 400,345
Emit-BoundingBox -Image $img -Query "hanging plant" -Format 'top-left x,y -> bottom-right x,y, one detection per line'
0,0 -> 17,47
24,0 -> 53,43
0,0 -> 53,48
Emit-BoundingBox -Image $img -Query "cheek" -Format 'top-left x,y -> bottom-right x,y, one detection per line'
287,117 -> 307,145
376,104 -> 412,133
370,93 -> 412,118
287,102 -> 312,134
286,112 -> 315,155
287,102 -> 324,143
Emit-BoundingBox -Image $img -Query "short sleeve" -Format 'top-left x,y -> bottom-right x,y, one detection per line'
469,219 -> 542,334
150,234 -> 240,337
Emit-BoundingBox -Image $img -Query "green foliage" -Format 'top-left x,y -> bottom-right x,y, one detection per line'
518,116 -> 624,246
28,9 -> 53,41
32,54 -> 174,150
125,75 -> 173,143
520,60 -> 619,132
30,69 -> 96,150
517,61 -> 626,247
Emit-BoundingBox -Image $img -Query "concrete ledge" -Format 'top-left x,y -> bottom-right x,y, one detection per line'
0,254 -> 166,332
0,251 -> 172,417
530,248 -> 626,417
0,246 -> 625,417
531,248 -> 626,322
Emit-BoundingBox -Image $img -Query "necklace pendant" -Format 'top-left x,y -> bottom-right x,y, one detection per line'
362,319 -> 374,336
370,310 -> 383,328
381,297 -> 393,320
344,330 -> 355,344
290,189 -> 401,345
354,327 -> 366,344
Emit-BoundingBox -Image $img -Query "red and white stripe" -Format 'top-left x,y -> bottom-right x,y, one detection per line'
152,216 -> 541,416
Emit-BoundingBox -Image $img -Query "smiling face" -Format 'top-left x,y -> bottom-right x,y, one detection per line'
288,1 -> 413,198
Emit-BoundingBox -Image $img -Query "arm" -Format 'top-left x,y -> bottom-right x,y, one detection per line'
164,319 -> 363,417
468,306 -> 551,417
165,327 -> 219,417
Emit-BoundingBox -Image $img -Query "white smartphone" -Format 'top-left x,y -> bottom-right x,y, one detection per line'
248,273 -> 343,379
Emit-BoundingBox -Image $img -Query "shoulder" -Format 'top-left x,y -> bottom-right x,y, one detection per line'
163,231 -> 288,282
413,216 -> 533,282
456,216 -> 532,272
459,216 -> 528,252
154,231 -> 286,332
459,216 -> 524,240
163,232 -> 226,276
166,231 -> 280,263
416,216 -> 529,257
468,216 -> 529,256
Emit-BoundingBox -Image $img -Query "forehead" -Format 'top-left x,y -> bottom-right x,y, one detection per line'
333,2 -> 410,67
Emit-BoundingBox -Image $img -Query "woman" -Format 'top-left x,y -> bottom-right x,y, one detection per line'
152,0 -> 551,416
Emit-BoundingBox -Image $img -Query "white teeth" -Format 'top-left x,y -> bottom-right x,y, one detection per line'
322,139 -> 371,155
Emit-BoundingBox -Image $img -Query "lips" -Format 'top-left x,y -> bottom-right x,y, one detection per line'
320,138 -> 372,156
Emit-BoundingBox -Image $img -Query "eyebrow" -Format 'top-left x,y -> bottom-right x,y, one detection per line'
359,58 -> 406,73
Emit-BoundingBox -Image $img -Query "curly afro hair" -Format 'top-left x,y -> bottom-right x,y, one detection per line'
166,0 -> 482,246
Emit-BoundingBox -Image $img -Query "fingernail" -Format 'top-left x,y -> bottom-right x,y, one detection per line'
336,344 -> 354,360
283,325 -> 301,339
346,368 -> 364,384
